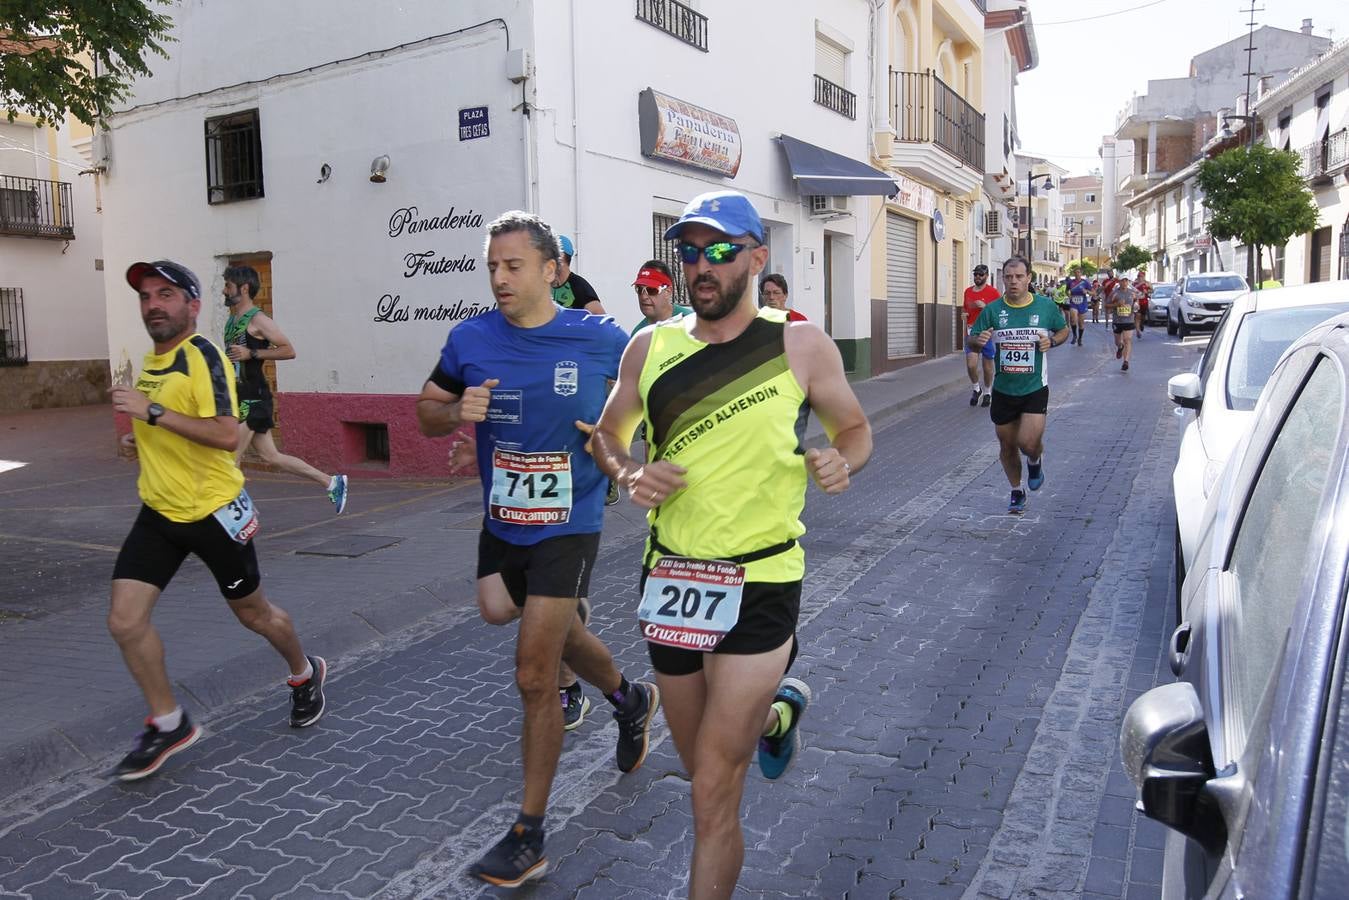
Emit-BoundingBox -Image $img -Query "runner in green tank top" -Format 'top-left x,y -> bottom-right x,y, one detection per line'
592,191 -> 872,898
969,255 -> 1070,514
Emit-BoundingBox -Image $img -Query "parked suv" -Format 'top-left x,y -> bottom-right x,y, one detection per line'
1167,272 -> 1248,337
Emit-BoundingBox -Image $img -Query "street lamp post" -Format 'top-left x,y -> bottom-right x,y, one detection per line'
1024,171 -> 1054,271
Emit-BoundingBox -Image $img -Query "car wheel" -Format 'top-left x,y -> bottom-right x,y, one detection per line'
1166,309 -> 1178,336
1173,518 -> 1186,627
1178,318 -> 1190,339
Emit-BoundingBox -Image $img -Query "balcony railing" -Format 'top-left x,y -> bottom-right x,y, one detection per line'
1298,129 -> 1349,181
0,176 -> 74,239
890,69 -> 984,172
1035,249 -> 1061,263
635,0 -> 708,52
814,75 -> 856,120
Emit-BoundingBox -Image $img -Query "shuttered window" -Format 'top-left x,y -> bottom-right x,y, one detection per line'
885,213 -> 920,358
815,35 -> 847,86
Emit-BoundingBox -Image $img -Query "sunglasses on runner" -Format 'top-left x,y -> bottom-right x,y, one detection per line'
675,241 -> 751,265
634,285 -> 666,296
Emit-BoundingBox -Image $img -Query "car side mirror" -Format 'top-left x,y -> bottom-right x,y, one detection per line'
1120,682 -> 1225,854
1168,372 -> 1202,410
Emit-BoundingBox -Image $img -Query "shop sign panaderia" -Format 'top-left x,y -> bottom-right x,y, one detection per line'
891,172 -> 936,219
639,88 -> 741,177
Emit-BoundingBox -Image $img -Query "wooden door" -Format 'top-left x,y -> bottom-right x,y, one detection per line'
229,255 -> 278,413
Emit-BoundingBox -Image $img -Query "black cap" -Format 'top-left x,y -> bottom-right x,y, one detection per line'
973,264 -> 989,275
126,260 -> 202,300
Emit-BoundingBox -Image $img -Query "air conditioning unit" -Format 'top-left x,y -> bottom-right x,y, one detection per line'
91,128 -> 112,172
984,210 -> 1003,236
808,195 -> 849,217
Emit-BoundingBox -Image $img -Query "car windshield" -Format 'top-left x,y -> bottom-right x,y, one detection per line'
1152,285 -> 1175,298
1226,303 -> 1349,411
1187,276 -> 1247,293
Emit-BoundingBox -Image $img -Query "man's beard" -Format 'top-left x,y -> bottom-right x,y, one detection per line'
145,309 -> 190,343
689,269 -> 748,321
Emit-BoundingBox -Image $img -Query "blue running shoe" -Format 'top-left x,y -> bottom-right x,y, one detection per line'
1008,489 -> 1027,514
327,474 -> 348,515
758,677 -> 811,780
1027,460 -> 1044,491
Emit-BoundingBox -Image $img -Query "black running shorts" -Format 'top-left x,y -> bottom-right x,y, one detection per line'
476,529 -> 600,607
990,386 -> 1050,426
113,505 -> 261,600
642,574 -> 802,676
240,396 -> 274,434
1113,323 -> 1136,334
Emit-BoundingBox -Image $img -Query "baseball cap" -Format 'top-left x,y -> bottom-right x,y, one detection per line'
125,260 -> 202,299
558,234 -> 575,257
633,266 -> 673,290
973,264 -> 989,275
663,190 -> 764,244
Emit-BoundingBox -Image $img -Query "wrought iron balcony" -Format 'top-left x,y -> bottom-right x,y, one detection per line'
635,0 -> 708,52
814,75 -> 856,120
0,287 -> 26,366
0,176 -> 74,239
890,69 -> 984,173
1298,129 -> 1348,181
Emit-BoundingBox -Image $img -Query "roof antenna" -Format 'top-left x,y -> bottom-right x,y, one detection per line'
1240,0 -> 1264,112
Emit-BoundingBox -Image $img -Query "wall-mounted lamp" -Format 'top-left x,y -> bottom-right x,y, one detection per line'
370,155 -> 391,183
317,163 -> 332,184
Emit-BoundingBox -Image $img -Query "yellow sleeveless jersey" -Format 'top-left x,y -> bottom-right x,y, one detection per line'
132,333 -> 244,522
638,307 -> 808,582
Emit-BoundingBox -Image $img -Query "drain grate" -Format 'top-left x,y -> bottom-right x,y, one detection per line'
295,534 -> 403,558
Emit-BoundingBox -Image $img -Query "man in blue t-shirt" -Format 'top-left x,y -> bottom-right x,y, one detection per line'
416,211 -> 658,889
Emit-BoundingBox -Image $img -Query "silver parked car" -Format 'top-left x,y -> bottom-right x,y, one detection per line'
1167,272 -> 1249,337
1146,282 -> 1176,326
1121,312 -> 1349,899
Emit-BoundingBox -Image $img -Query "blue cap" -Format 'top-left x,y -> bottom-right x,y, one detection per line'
125,259 -> 202,299
558,234 -> 575,257
663,191 -> 764,244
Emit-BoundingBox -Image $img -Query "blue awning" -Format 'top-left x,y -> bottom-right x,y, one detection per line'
777,134 -> 898,197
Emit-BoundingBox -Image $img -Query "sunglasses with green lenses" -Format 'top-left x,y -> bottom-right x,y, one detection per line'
675,241 -> 751,265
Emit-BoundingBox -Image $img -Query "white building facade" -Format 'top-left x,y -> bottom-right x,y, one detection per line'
0,113 -> 109,413
100,1 -> 882,476
980,2 -> 1038,280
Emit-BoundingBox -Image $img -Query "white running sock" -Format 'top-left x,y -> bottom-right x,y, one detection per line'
288,660 -> 314,686
151,707 -> 183,732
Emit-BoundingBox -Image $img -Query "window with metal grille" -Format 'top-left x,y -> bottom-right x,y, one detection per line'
205,109 -> 264,204
984,210 -> 1001,235
651,213 -> 688,304
0,287 -> 27,366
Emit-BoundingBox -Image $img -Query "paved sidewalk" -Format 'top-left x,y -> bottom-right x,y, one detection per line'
0,353 -> 969,796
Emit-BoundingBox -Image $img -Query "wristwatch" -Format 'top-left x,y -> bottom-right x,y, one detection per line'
146,402 -> 165,426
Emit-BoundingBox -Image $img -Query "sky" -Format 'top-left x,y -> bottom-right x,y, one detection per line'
1016,0 -> 1349,176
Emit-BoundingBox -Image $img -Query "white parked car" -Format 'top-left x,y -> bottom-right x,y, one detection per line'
1167,272 -> 1249,337
1167,282 -> 1349,622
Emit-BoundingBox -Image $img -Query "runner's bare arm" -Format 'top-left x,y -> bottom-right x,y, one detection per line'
250,313 -> 296,361
592,332 -> 687,507
785,323 -> 872,491
1042,325 -> 1071,351
110,385 -> 238,450
584,300 -> 606,315
416,377 -> 497,437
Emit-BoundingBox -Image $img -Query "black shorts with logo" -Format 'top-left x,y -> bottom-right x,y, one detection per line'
990,386 -> 1050,426
641,572 -> 801,676
240,395 -> 274,434
476,528 -> 601,607
112,505 -> 261,600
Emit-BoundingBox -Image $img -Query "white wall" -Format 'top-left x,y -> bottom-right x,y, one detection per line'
531,0 -> 873,338
101,2 -> 530,394
0,121 -> 108,361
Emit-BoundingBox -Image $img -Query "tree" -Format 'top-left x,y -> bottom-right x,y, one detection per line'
1064,257 -> 1098,277
1111,243 -> 1152,273
1197,143 -> 1319,280
1,2 -> 173,127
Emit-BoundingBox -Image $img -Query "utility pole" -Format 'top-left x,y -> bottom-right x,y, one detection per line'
1241,0 -> 1265,285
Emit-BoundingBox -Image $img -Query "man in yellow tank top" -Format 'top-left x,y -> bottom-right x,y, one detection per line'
592,191 -> 873,898
106,260 -> 327,783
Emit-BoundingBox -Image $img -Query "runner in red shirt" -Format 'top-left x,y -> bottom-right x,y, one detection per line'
1132,271 -> 1152,338
963,264 -> 1001,407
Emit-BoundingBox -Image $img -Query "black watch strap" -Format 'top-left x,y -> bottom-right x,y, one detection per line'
146,403 -> 164,426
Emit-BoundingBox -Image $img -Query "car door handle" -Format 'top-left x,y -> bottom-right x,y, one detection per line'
1169,623 -> 1192,676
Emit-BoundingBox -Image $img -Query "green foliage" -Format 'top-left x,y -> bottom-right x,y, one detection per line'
2,1 -> 173,126
1111,244 -> 1152,273
1064,258 -> 1098,277
1196,144 -> 1319,249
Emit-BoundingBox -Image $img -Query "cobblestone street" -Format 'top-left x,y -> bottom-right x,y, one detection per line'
0,325 -> 1194,898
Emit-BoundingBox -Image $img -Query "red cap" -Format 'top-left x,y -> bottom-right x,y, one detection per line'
633,267 -> 673,290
